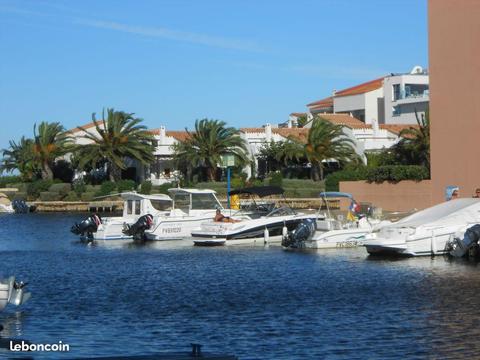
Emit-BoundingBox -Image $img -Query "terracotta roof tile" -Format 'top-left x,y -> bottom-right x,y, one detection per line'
380,124 -> 420,137
313,114 -> 370,129
289,112 -> 307,117
306,96 -> 334,108
166,131 -> 190,142
334,77 -> 384,97
67,121 -> 105,134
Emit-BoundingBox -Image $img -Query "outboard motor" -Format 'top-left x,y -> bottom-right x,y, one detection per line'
0,277 -> 31,312
122,214 -> 154,241
12,200 -> 30,214
448,224 -> 480,259
282,219 -> 316,248
70,214 -> 102,241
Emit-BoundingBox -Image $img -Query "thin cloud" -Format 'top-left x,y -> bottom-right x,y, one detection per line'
75,19 -> 263,52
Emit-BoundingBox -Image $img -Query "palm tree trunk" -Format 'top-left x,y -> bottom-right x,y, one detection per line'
109,162 -> 122,182
41,161 -> 53,180
207,166 -> 217,182
311,162 -> 321,182
319,164 -> 324,181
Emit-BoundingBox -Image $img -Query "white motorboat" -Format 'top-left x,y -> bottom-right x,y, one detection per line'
290,192 -> 385,249
364,198 -> 480,256
144,188 -> 227,241
191,186 -> 318,246
71,192 -> 172,241
0,277 -> 30,312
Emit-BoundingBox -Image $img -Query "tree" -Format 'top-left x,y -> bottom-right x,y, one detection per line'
279,116 -> 359,181
33,122 -> 72,180
296,114 -> 309,128
257,140 -> 286,176
75,109 -> 155,182
397,108 -> 430,169
173,119 -> 249,182
0,136 -> 38,181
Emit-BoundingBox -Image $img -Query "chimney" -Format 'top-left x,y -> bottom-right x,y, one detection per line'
159,126 -> 166,145
332,89 -> 337,96
265,123 -> 272,142
371,118 -> 379,135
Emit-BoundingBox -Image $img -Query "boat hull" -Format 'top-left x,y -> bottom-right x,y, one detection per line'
305,228 -> 371,249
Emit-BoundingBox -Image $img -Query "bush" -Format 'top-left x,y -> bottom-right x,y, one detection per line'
26,180 -> 59,200
0,176 -> 22,188
230,177 -> 245,189
73,179 -> 87,196
63,191 -> 79,201
95,181 -> 117,197
268,172 -> 283,187
116,179 -> 136,193
12,192 -> 27,201
139,181 -> 152,195
48,183 -> 71,196
81,192 -> 96,201
366,165 -> 429,183
325,168 -> 369,192
39,191 -> 63,201
152,182 -> 176,195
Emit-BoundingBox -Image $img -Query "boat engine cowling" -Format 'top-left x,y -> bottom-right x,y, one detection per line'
122,214 -> 154,241
448,224 -> 480,259
70,214 -> 102,240
282,219 -> 316,248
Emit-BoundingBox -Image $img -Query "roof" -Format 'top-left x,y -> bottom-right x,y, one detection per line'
120,192 -> 172,201
149,129 -> 190,142
334,77 -> 384,97
313,114 -> 370,129
289,112 -> 307,117
240,127 -> 310,143
229,186 -> 284,197
67,121 -> 105,134
168,188 -> 217,195
379,124 -> 420,136
307,96 -> 334,108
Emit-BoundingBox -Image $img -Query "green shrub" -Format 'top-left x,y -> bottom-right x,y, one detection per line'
95,181 -> 117,197
268,172 -> 283,187
325,168 -> 369,192
230,177 -> 245,189
139,181 -> 152,195
0,176 -> 22,188
366,165 -> 429,183
73,179 -> 87,196
81,192 -> 96,201
27,180 -> 59,200
48,183 -> 71,196
39,191 -> 62,201
116,179 -> 136,193
151,182 -> 176,195
12,192 -> 27,201
63,192 -> 79,201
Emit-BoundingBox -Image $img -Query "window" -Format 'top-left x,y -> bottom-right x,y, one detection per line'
174,193 -> 190,212
392,106 -> 401,117
393,84 -> 401,101
150,200 -> 172,211
191,193 -> 221,210
127,200 -> 133,215
135,200 -> 141,215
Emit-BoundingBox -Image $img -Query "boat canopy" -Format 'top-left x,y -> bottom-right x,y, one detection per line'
229,186 -> 284,197
319,192 -> 353,199
168,188 -> 217,195
120,192 -> 171,202
389,198 -> 480,228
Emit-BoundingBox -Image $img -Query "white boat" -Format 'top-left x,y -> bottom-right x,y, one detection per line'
71,192 -> 172,241
364,198 -> 480,256
144,188 -> 227,241
191,186 -> 318,246
0,277 -> 31,312
294,192 -> 385,249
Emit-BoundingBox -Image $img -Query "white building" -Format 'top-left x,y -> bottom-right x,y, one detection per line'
306,66 -> 429,125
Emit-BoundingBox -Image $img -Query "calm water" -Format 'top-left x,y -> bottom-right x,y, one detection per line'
1,213 -> 480,359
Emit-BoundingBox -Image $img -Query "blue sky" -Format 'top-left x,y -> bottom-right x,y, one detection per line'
0,0 -> 427,149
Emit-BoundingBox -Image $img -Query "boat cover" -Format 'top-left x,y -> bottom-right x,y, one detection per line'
319,192 -> 353,199
229,186 -> 284,197
386,198 -> 480,228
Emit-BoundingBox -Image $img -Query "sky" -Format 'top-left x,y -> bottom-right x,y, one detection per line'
0,0 -> 428,150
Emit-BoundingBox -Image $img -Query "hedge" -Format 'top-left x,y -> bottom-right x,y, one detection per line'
0,176 -> 22,188
325,168 -> 368,192
139,181 -> 152,195
63,191 -> 79,201
81,192 -> 96,201
365,165 -> 429,183
117,179 -> 136,193
48,183 -> 71,196
27,180 -> 60,200
39,191 -> 63,201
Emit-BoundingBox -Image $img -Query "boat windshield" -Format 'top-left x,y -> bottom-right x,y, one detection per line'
191,193 -> 221,210
150,200 -> 172,211
265,206 -> 295,217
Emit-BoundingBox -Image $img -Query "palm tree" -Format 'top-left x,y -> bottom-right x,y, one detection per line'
397,108 -> 430,169
279,116 -> 359,181
33,122 -> 72,180
75,109 -> 155,182
0,136 -> 38,181
173,119 -> 249,182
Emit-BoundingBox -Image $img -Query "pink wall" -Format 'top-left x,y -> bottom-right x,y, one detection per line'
340,180 -> 433,212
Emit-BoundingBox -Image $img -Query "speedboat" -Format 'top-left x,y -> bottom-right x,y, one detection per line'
71,192 -> 172,241
286,192 -> 385,249
364,198 -> 480,256
191,186 -> 318,246
0,277 -> 30,312
144,188 -> 228,241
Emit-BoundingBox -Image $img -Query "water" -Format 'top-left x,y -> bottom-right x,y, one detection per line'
1,213 -> 480,359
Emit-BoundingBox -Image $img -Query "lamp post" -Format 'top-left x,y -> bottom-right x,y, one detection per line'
221,154 -> 235,209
